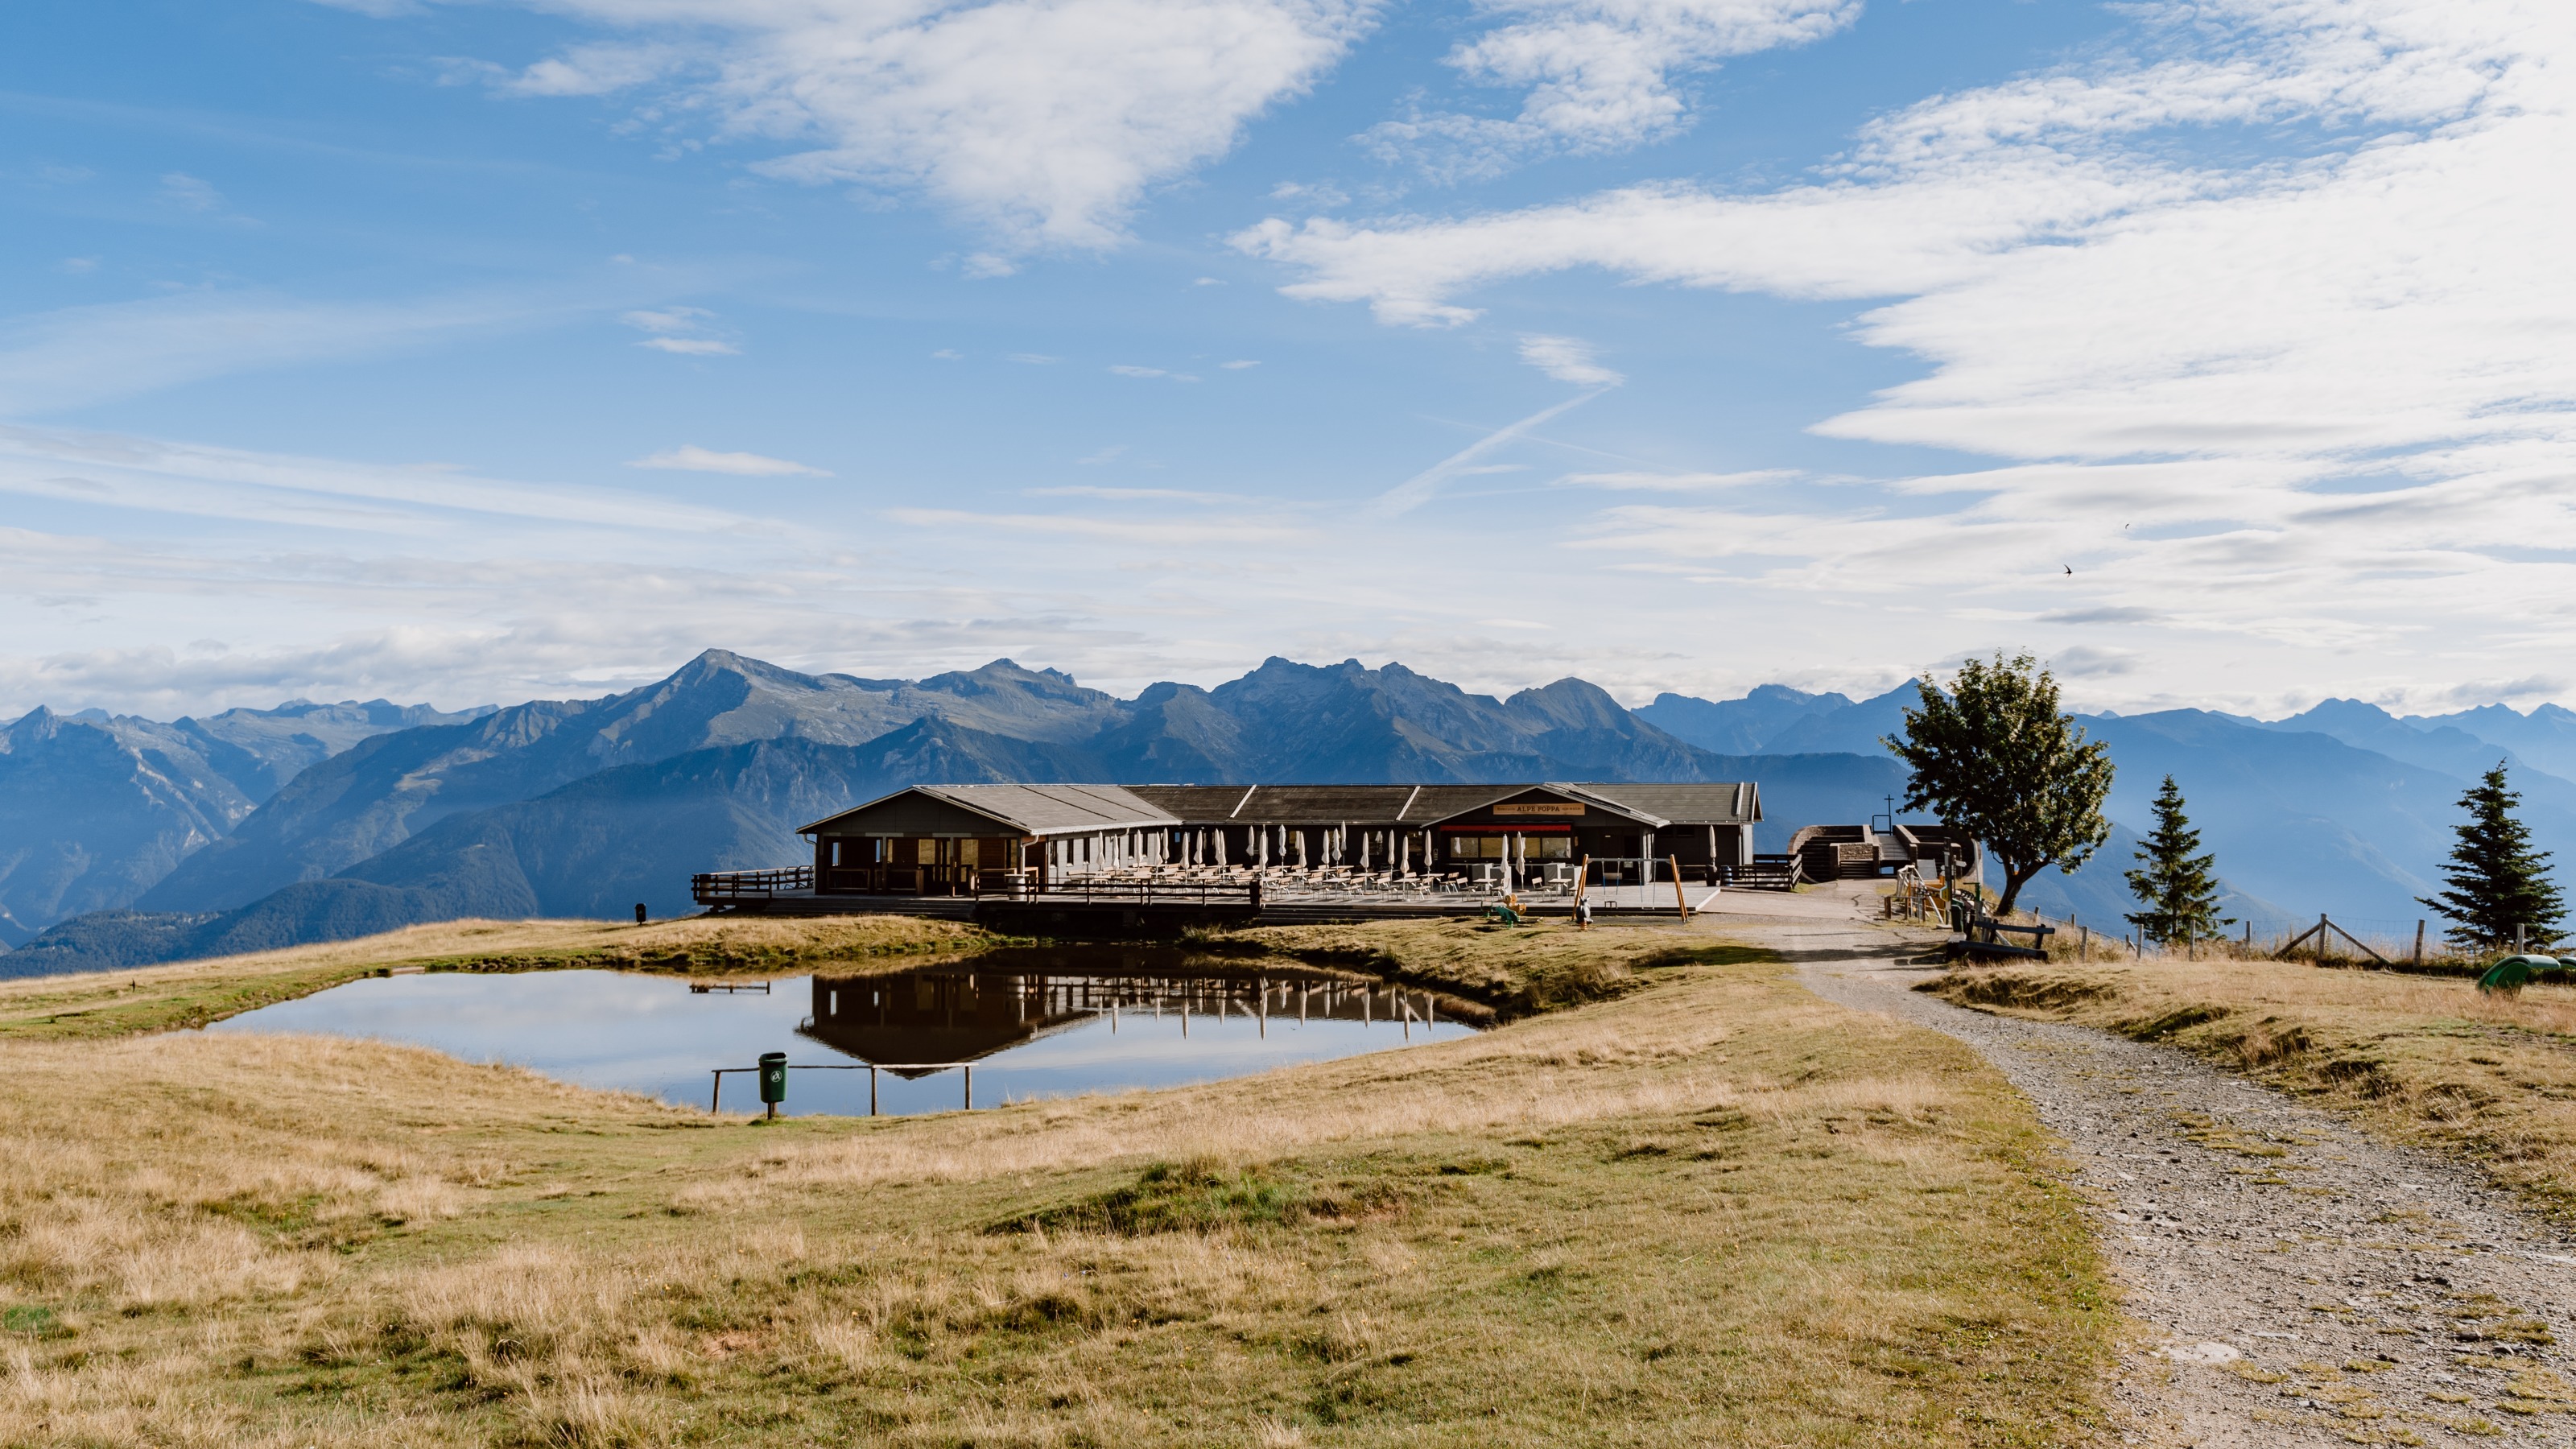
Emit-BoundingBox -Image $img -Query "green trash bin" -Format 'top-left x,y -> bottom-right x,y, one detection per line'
758,1051 -> 788,1118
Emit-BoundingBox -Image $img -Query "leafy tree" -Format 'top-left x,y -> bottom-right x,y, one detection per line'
1886,651 -> 2115,917
2419,763 -> 2566,950
2123,775 -> 2231,946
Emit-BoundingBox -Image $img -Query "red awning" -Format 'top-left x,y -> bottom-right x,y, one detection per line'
1439,824 -> 1573,834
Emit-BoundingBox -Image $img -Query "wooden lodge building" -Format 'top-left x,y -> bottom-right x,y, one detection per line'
793,781 -> 1765,898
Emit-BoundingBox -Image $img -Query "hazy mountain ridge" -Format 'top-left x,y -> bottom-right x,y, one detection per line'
134,652 -> 1116,914
11,653 -> 2574,974
2405,703 -> 2576,782
6,656 -> 1903,972
135,654 -> 1764,919
0,698 -> 486,946
1649,683 -> 2576,928
1635,685 -> 1856,755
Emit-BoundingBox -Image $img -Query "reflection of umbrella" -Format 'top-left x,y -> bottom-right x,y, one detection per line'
2477,955 -> 2575,995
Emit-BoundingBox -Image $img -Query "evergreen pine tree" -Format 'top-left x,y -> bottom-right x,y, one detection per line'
2420,764 -> 2567,950
2123,775 -> 2231,946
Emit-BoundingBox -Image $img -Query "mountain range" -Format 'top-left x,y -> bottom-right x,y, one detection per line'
3,651 -> 2566,975
1643,684 -> 2576,932
0,698 -> 488,947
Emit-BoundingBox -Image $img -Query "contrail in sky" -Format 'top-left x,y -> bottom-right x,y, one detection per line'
1368,387 -> 1612,518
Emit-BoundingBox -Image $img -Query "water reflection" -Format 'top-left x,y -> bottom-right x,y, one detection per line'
207,947 -> 1484,1117
806,962 -> 1468,1073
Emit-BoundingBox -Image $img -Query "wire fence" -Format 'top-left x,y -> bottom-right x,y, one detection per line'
2007,905 -> 2552,976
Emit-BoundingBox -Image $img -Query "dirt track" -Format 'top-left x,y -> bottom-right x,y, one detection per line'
1726,910 -> 2576,1446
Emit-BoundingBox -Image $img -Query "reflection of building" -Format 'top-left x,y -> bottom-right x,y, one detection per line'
799,967 -> 1479,1067
788,781 -> 1765,897
801,972 -> 1092,1071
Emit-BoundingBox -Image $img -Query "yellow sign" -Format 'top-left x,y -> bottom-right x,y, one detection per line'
1493,803 -> 1584,817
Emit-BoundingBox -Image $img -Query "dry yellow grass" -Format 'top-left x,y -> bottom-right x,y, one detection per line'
1216,917 -> 1719,1013
0,937 -> 2112,1446
0,914 -> 989,1042
1930,956 -> 2576,1221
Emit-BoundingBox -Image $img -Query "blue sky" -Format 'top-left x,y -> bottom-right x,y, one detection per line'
3,0 -> 2570,719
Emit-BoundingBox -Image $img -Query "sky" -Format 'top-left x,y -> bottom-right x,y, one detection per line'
2,0 -> 2571,720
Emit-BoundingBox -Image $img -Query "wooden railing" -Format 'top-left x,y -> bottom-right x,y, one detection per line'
1022,877 -> 1261,907
1726,855 -> 1803,890
691,865 -> 814,902
1951,904 -> 2054,960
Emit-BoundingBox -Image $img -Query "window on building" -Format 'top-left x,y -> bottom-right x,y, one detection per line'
1449,834 -> 1572,861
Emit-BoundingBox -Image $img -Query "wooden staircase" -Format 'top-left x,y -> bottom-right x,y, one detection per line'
1726,855 -> 1802,891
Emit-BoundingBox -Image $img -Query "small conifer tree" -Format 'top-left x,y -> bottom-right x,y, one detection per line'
2123,775 -> 2231,946
2420,764 -> 2567,950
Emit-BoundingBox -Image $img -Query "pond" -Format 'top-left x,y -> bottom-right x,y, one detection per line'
207,947 -> 1486,1117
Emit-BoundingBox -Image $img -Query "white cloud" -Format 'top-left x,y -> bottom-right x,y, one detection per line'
502,41 -> 689,97
0,289 -> 572,417
1108,364 -> 1201,381
442,0 -> 1377,252
1220,358 -> 1261,369
1006,353 -> 1061,365
931,348 -> 964,360
158,173 -> 225,213
1030,484 -> 1246,503
1556,469 -> 1790,490
621,305 -> 737,354
1364,0 -> 1858,178
1268,180 -> 1348,205
628,445 -> 830,477
888,506 -> 1294,544
0,423 -> 757,533
620,307 -> 710,333
638,336 -> 740,355
1373,387 -> 1606,516
1245,0 -> 2576,683
1517,333 -> 1622,386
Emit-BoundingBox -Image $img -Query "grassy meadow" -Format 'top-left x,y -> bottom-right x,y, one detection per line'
1930,955 -> 2576,1223
0,915 -> 989,1042
1,917 -> 2113,1446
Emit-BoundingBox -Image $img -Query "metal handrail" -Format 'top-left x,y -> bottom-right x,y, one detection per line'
1022,878 -> 1260,906
709,1059 -> 981,1115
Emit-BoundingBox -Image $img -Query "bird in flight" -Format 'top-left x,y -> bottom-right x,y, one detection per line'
2062,564 -> 2074,575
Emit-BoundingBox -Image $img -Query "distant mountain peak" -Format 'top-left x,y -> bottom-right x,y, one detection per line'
915,658 -> 1106,703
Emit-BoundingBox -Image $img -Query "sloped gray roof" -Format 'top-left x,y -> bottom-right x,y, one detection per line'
1550,782 -> 1761,826
803,780 -> 1757,835
1123,784 -> 1524,824
801,783 -> 1177,837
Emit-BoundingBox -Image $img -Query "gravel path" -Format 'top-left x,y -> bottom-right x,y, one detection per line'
1754,919 -> 2576,1447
